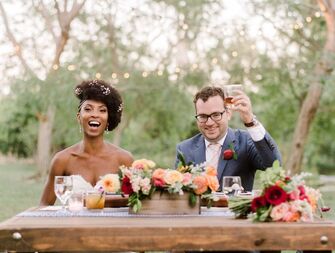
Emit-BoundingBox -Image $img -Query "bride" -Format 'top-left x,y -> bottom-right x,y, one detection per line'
40,79 -> 133,205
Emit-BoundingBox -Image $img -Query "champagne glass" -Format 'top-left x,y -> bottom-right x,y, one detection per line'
54,176 -> 73,211
222,176 -> 242,197
223,84 -> 244,108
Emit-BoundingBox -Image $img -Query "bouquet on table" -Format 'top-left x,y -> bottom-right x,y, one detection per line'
119,156 -> 219,213
229,161 -> 330,222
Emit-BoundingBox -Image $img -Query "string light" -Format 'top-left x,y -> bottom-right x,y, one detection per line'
315,12 -> 321,18
52,64 -> 59,70
95,72 -> 101,79
123,73 -> 130,79
182,24 -> 188,30
306,17 -> 312,23
67,65 -> 76,71
211,58 -> 218,64
175,67 -> 181,73
142,71 -> 148,77
112,73 -> 117,79
232,51 -> 238,57
157,70 -> 163,76
192,63 -> 198,69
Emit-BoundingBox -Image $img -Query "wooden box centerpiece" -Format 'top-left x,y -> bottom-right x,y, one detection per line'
128,191 -> 200,215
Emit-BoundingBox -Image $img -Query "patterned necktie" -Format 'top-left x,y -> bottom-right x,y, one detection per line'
207,143 -> 221,169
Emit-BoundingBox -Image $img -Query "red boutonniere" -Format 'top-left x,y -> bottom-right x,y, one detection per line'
223,143 -> 237,160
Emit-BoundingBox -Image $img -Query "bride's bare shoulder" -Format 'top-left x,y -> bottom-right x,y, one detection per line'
106,142 -> 134,166
51,143 -> 81,164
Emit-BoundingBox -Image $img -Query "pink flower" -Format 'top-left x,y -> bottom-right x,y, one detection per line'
182,172 -> 192,186
288,189 -> 300,201
153,178 -> 165,188
270,202 -> 290,221
152,168 -> 166,188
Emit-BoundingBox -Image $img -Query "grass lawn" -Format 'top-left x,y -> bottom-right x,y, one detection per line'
0,160 -> 45,222
0,160 -> 334,222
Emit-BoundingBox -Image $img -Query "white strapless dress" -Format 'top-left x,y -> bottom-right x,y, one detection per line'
71,175 -> 95,193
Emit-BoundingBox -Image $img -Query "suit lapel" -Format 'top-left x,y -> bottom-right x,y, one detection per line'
217,128 -> 237,182
193,135 -> 206,165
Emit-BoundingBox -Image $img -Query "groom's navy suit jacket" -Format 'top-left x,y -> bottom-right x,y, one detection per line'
175,128 -> 281,191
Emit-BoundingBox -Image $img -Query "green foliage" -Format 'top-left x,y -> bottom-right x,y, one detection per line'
1,0 -> 335,175
0,78 -> 41,157
259,160 -> 285,188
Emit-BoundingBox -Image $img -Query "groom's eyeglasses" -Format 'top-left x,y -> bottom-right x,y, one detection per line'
195,111 -> 226,123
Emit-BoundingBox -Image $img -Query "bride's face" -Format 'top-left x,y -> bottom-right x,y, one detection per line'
77,99 -> 108,137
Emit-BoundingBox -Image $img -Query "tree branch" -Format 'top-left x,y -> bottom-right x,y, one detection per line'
35,0 -> 57,42
0,2 -> 37,77
51,0 -> 86,69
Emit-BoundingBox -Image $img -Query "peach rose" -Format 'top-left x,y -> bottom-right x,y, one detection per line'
205,166 -> 217,176
270,202 -> 290,221
152,168 -> 166,181
132,159 -> 156,171
164,170 -> 183,185
101,174 -> 121,193
205,175 -> 219,192
282,210 -> 300,222
193,175 -> 208,195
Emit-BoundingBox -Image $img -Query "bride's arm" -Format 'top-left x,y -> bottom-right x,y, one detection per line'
39,152 -> 67,206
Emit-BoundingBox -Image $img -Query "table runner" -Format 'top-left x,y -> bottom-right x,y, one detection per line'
17,207 -> 234,217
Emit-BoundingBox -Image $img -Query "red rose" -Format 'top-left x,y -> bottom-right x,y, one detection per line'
264,185 -> 287,206
251,196 -> 267,212
223,149 -> 234,160
121,176 -> 133,195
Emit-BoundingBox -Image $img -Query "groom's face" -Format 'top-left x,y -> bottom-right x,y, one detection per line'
195,95 -> 231,142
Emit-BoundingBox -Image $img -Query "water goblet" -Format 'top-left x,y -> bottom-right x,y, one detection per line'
223,84 -> 244,108
222,176 -> 242,197
54,176 -> 73,212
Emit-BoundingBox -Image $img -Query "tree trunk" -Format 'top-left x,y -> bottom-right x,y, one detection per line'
36,106 -> 55,177
286,1 -> 335,175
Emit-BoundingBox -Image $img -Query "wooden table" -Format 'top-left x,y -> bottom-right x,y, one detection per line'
0,207 -> 334,252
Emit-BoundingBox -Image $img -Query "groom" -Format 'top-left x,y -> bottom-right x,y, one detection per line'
175,86 -> 281,191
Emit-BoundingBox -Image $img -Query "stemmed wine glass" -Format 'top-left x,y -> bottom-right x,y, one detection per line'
54,176 -> 73,212
222,176 -> 242,197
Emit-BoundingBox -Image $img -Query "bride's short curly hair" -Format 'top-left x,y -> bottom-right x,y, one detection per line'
74,79 -> 123,131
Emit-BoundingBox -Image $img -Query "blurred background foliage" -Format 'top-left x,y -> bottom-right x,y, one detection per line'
0,0 -> 334,174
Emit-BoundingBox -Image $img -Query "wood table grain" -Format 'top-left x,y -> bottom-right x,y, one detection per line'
0,207 -> 334,252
